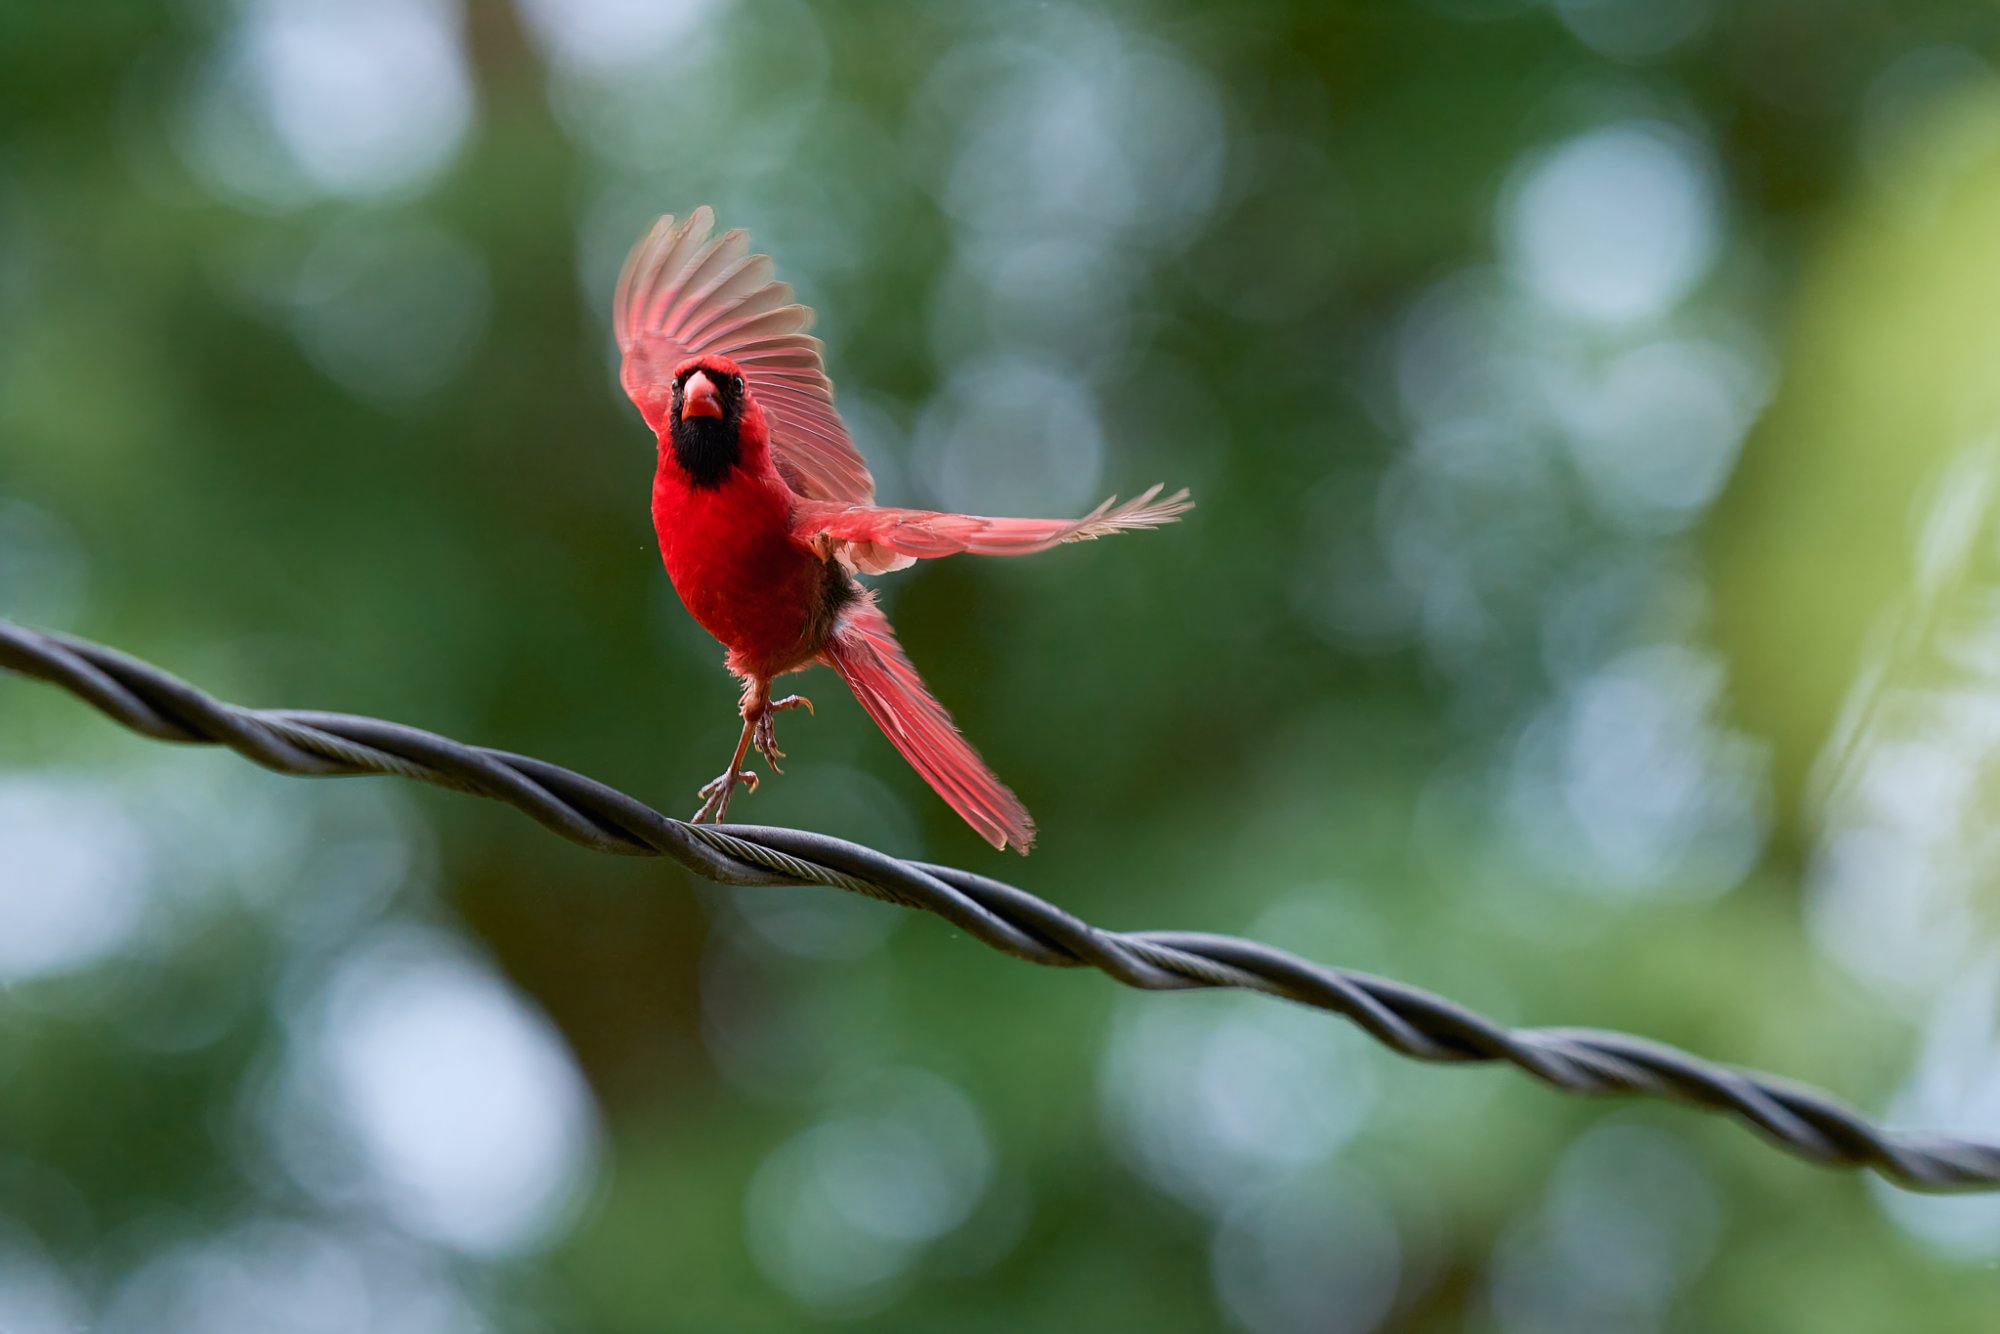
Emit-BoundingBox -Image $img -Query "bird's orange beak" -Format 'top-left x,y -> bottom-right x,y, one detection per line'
681,370 -> 724,421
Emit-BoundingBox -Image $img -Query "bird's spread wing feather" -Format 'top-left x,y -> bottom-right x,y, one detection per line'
792,485 -> 1193,576
615,209 -> 875,504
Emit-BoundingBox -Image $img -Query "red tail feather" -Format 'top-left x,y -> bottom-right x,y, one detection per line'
820,593 -> 1035,854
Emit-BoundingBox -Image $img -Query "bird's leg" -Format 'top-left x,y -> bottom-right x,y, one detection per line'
752,694 -> 814,773
693,680 -> 770,824
692,717 -> 759,824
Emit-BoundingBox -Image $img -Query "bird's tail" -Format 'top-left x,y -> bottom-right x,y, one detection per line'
819,592 -> 1035,854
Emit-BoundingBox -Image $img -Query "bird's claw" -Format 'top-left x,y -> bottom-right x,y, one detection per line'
693,768 -> 759,824
753,694 -> 813,772
697,694 -> 809,821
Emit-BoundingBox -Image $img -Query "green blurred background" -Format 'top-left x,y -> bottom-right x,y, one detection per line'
5,0 -> 2000,1328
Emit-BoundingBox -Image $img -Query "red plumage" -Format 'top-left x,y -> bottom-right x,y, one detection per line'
819,591 -> 1035,853
618,210 -> 1190,853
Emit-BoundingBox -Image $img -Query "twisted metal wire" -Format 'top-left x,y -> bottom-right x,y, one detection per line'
3,618 -> 1996,1192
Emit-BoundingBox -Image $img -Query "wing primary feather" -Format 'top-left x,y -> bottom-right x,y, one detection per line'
660,228 -> 750,331
637,208 -> 715,335
794,488 -> 1193,562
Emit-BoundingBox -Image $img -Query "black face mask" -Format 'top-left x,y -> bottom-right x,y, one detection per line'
668,375 -> 745,488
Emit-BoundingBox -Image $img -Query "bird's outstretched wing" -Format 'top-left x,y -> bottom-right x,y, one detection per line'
615,209 -> 875,504
792,485 -> 1193,575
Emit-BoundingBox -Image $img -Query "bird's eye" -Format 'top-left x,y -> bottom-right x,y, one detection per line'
732,373 -> 745,393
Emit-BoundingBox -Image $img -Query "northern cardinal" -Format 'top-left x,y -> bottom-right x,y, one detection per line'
616,210 -> 1189,853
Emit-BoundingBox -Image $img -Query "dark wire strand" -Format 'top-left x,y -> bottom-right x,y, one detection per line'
3,616 -> 1995,1190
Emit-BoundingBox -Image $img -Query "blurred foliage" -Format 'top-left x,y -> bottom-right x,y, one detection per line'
5,0 -> 2000,1330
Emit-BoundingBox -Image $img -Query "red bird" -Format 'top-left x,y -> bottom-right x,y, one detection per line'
616,209 -> 1189,853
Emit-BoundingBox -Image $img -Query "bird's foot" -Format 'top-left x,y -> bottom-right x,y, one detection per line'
753,694 -> 813,772
693,767 -> 760,824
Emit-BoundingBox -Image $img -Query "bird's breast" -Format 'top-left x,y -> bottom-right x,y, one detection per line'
652,467 -> 839,676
